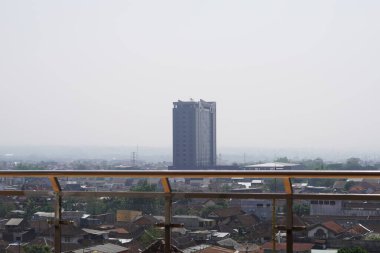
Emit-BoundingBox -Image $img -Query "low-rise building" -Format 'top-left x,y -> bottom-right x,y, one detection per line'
172,216 -> 215,230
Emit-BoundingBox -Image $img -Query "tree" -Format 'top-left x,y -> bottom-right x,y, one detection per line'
345,158 -> 362,170
139,227 -> 164,247
325,163 -> 344,170
275,157 -> 290,163
0,202 -> 16,218
301,158 -> 324,170
23,245 -> 52,253
24,197 -> 54,219
337,247 -> 368,253
130,179 -> 157,192
128,180 -> 163,215
85,198 -> 108,215
365,233 -> 380,241
293,203 -> 310,216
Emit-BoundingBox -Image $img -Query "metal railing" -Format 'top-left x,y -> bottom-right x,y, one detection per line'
1,169 -> 380,253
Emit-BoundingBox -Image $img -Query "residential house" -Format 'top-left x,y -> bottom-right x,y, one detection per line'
172,216 -> 215,230
82,228 -> 109,243
5,243 -> 26,253
107,227 -> 130,239
189,230 -> 212,241
31,212 -> 54,234
348,182 -> 377,194
3,218 -> 34,243
310,200 -> 342,216
62,211 -> 86,225
116,210 -> 142,223
80,213 -> 114,228
172,234 -> 197,249
340,223 -> 372,239
133,215 -> 159,227
208,207 -> 245,221
217,213 -> 260,235
307,221 -> 345,240
342,201 -> 380,216
61,224 -> 86,245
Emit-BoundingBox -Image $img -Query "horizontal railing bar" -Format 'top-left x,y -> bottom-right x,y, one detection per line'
62,191 -> 166,198
1,190 -> 379,201
294,193 -> 380,200
174,193 -> 380,200
1,170 -> 380,178
61,191 -> 289,199
0,190 -> 53,196
173,192 -> 289,199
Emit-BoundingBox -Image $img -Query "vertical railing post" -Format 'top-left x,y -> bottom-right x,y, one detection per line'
283,177 -> 293,253
164,194 -> 172,253
49,177 -> 62,253
272,197 -> 276,253
161,178 -> 172,253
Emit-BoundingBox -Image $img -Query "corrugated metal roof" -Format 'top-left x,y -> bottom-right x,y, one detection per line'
34,212 -> 54,218
72,243 -> 128,253
5,218 -> 23,226
245,162 -> 300,168
82,228 -> 109,235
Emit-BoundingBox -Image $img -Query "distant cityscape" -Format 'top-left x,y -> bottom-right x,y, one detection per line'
2,0 -> 379,252
1,99 -> 380,167
0,101 -> 380,253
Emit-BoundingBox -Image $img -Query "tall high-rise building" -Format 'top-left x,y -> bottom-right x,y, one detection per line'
172,100 -> 216,169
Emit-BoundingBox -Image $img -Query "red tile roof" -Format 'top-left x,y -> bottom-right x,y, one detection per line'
347,224 -> 371,235
322,220 -> 345,234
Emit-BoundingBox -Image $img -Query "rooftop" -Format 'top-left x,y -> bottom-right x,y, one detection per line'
5,218 -> 23,226
71,243 -> 128,253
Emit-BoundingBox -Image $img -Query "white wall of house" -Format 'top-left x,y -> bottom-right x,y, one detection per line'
310,200 -> 342,216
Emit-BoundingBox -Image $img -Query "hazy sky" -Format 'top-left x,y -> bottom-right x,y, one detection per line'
1,1 -> 380,150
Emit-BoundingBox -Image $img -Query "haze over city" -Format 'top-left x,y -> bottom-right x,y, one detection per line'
3,3 -> 380,253
1,1 -> 380,156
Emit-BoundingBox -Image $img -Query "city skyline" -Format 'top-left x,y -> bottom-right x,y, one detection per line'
1,2 -> 380,253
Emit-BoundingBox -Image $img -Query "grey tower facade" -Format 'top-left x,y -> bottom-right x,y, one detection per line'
173,100 -> 216,169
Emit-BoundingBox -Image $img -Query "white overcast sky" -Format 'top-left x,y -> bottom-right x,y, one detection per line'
1,0 -> 379,150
